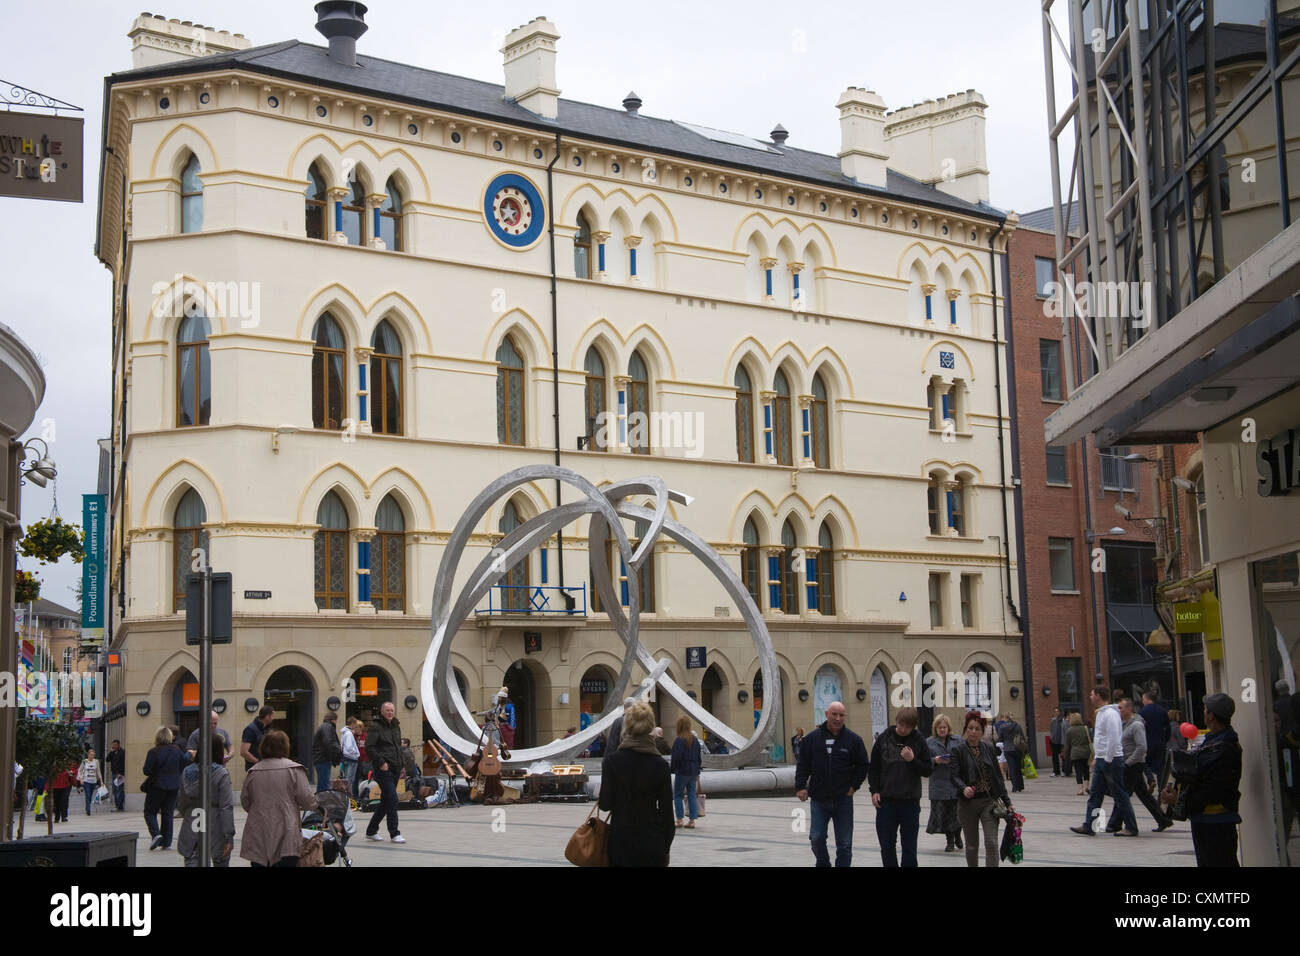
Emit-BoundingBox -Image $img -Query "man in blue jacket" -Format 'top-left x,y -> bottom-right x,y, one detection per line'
795,701 -> 870,867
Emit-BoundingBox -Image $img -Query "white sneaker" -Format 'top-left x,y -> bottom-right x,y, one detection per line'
391,834 -> 406,844
365,833 -> 384,842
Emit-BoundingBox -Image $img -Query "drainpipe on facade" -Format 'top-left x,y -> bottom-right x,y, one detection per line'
546,134 -> 566,599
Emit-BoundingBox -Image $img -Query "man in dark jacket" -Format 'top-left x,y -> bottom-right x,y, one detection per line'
868,706 -> 933,867
1140,692 -> 1170,786
364,701 -> 406,844
1049,708 -> 1067,776
311,711 -> 341,793
107,739 -> 126,811
1162,693 -> 1241,866
995,713 -> 1026,792
795,701 -> 870,867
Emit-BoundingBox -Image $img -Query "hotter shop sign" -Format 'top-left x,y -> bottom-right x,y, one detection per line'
0,112 -> 83,202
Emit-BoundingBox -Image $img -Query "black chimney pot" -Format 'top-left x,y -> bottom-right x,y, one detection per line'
315,1 -> 368,67
622,91 -> 642,115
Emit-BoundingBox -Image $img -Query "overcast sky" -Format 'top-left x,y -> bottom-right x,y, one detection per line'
4,0 -> 1068,609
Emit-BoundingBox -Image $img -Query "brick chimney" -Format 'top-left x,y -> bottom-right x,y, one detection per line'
128,12 -> 251,69
885,90 -> 990,204
835,87 -> 889,189
502,17 -> 561,119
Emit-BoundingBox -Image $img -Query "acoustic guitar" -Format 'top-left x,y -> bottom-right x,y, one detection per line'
480,743 -> 502,776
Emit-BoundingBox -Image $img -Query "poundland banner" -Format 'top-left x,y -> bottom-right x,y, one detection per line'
81,494 -> 105,644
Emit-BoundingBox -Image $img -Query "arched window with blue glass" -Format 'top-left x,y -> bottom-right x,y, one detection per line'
378,178 -> 403,251
810,371 -> 830,469
305,162 -> 328,240
370,320 -> 402,436
807,521 -> 835,615
583,346 -> 606,450
500,498 -> 530,611
176,309 -> 211,427
496,336 -> 526,446
373,494 -> 406,611
311,313 -> 347,430
173,488 -> 209,612
741,516 -> 762,608
180,153 -> 203,233
314,491 -> 349,610
628,349 -> 650,455
735,365 -> 755,463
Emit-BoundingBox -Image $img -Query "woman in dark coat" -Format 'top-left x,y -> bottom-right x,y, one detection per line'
598,701 -> 675,867
143,726 -> 184,850
925,714 -> 963,851
950,710 -> 1011,868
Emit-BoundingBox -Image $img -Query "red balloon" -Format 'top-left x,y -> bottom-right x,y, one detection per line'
1180,722 -> 1198,740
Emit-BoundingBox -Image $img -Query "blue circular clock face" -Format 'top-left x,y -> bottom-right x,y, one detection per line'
484,173 -> 545,247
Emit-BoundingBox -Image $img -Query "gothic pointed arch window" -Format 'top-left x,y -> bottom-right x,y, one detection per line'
180,153 -> 203,233
177,310 -> 211,427
574,212 -> 593,278
500,499 -> 530,610
735,365 -> 754,463
773,369 -> 793,466
741,516 -> 762,608
370,320 -> 402,436
312,313 -> 347,430
811,371 -> 830,468
583,347 -> 607,450
341,174 -> 366,245
628,349 -> 650,454
305,162 -> 328,240
379,178 -> 403,251
314,491 -> 349,610
779,519 -> 799,614
496,336 -> 525,445
373,494 -> 406,611
816,521 -> 836,615
173,488 -> 209,612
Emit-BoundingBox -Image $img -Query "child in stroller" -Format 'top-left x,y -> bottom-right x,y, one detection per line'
301,781 -> 356,866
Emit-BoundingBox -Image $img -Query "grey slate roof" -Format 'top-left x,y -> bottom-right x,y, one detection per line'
109,40 -> 1005,222
1019,202 -> 1079,234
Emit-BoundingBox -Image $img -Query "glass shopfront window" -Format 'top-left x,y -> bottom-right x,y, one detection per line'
1253,549 -> 1300,867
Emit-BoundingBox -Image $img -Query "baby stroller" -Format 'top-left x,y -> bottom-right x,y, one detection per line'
301,784 -> 356,867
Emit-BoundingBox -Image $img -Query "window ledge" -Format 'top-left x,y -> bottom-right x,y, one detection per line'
925,534 -> 981,542
1041,397 -> 1066,405
1049,589 -> 1082,596
928,428 -> 972,438
1045,481 -> 1072,488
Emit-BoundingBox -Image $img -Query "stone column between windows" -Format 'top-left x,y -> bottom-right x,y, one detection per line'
354,528 -> 377,615
592,230 -> 610,280
788,260 -> 804,309
327,186 -> 350,244
624,235 -> 642,281
944,572 -> 960,631
797,394 -> 814,466
366,193 -> 387,249
764,546 -> 785,613
760,257 -> 777,303
759,389 -> 777,464
613,375 -> 631,453
354,346 -> 374,434
944,478 -> 961,537
945,287 -> 960,325
921,283 -> 937,323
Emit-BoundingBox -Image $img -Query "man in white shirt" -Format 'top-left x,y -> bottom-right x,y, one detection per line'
339,717 -> 361,796
1072,686 -> 1138,836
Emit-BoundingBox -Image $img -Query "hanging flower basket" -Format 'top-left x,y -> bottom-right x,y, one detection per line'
15,568 -> 41,604
19,518 -> 85,565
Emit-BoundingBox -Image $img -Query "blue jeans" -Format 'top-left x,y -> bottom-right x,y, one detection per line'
809,795 -> 854,867
112,778 -> 125,811
875,798 -> 921,867
315,762 -> 332,793
1084,757 -> 1136,832
83,781 -> 99,815
673,774 -> 699,820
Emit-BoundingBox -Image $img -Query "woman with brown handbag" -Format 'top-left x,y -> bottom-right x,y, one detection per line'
597,701 -> 675,866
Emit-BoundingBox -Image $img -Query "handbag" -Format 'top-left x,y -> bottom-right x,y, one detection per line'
990,797 -> 1011,819
299,831 -> 325,867
140,775 -> 155,794
564,804 -> 610,867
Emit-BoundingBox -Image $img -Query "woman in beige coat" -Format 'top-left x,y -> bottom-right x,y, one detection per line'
240,729 -> 317,867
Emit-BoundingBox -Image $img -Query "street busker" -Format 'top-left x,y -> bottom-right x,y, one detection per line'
868,706 -> 933,867
364,701 -> 406,844
794,701 -> 870,867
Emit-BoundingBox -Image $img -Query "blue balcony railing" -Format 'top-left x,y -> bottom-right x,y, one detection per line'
475,584 -> 587,616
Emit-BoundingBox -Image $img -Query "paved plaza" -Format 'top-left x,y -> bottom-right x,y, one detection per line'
13,769 -> 1199,867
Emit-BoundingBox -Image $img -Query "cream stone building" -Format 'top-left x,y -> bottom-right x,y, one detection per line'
97,6 -> 1025,787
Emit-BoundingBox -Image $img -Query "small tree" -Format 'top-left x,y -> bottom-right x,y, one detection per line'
15,717 -> 84,837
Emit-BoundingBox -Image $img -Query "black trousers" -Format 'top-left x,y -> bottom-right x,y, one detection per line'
1191,821 -> 1239,867
366,768 -> 400,838
1108,764 -> 1168,829
1004,750 -> 1024,792
1050,742 -> 1063,776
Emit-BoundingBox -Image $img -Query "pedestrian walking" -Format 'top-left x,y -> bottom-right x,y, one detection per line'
925,714 -> 963,852
240,729 -> 318,867
240,705 -> 276,771
178,734 -> 235,867
1065,712 -> 1093,794
951,710 -> 1012,868
107,739 -> 126,811
48,762 -> 74,823
1049,707 -> 1067,776
364,701 -> 406,844
311,711 -> 341,792
186,710 -> 232,764
868,706 -> 933,867
597,701 -> 675,867
340,717 -> 360,795
669,715 -> 702,828
1071,686 -> 1138,837
1106,697 -> 1172,833
995,712 -> 1026,793
1140,692 -> 1170,788
143,726 -> 184,850
790,727 -> 805,764
794,701 -> 870,867
1161,693 -> 1242,867
76,748 -> 104,816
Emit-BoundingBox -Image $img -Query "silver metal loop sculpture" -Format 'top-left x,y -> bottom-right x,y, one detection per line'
421,465 -> 781,769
